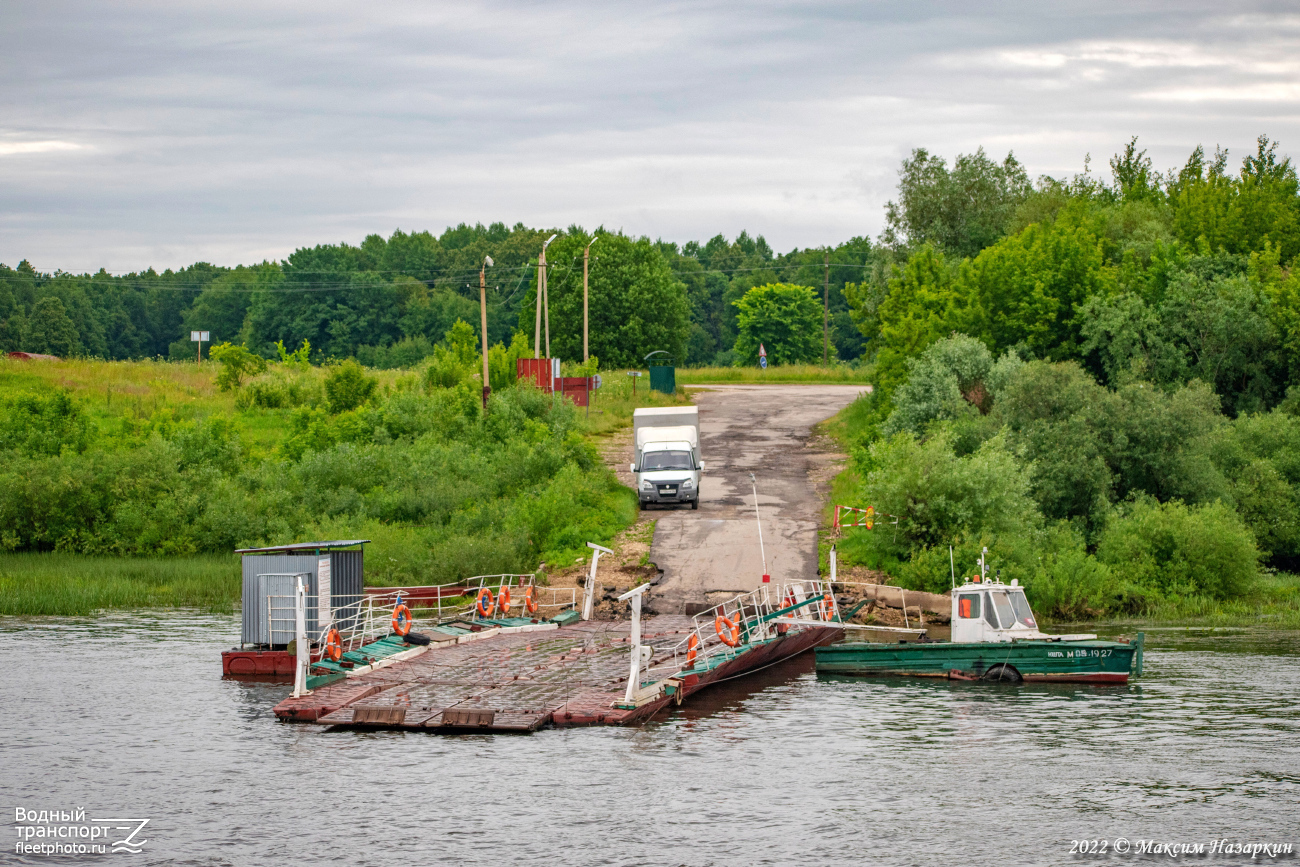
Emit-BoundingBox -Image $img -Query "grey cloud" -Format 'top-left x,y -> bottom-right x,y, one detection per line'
1,0 -> 1298,271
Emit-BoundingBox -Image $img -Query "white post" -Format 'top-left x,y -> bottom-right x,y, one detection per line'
830,546 -> 837,585
291,576 -> 309,698
618,583 -> 652,704
582,542 -> 613,621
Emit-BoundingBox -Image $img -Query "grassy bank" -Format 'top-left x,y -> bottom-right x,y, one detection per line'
0,552 -> 240,616
0,355 -> 691,616
677,363 -> 872,384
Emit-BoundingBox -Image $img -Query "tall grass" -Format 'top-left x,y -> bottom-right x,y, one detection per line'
0,552 -> 240,616
678,363 -> 873,384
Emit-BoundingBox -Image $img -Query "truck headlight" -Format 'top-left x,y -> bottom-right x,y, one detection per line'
641,480 -> 655,491
682,479 -> 694,489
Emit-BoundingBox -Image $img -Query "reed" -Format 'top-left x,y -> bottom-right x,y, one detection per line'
0,552 -> 242,616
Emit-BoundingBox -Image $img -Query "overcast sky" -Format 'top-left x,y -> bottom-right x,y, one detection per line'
2,1 -> 1299,273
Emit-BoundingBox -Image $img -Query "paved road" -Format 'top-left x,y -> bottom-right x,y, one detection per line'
645,384 -> 868,614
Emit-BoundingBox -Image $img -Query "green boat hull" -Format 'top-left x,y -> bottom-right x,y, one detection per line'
814,637 -> 1141,683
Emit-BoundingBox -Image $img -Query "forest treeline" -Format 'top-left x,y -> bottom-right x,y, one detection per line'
0,224 -> 871,369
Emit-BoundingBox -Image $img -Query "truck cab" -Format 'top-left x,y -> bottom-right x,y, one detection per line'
631,407 -> 703,509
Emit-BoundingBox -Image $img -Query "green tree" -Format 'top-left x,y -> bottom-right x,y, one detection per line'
883,147 -> 1031,259
24,296 -> 80,357
957,218 -> 1115,359
732,283 -> 823,365
523,233 -> 689,368
870,244 -> 973,392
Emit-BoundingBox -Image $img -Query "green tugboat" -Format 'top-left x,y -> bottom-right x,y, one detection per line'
815,555 -> 1144,684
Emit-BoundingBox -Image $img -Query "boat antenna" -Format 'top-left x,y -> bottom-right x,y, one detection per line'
750,472 -> 769,583
949,545 -> 956,591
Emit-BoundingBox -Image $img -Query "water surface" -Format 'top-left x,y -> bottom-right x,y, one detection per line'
2,615 -> 1297,865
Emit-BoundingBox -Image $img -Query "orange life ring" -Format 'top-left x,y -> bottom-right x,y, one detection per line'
476,588 -> 494,618
523,585 -> 538,615
391,603 -> 412,636
324,628 -> 343,662
819,592 -> 835,621
714,615 -> 741,647
686,633 -> 699,665
496,586 -> 512,616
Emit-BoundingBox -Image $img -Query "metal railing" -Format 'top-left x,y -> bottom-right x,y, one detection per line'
665,578 -> 840,675
266,573 -> 580,656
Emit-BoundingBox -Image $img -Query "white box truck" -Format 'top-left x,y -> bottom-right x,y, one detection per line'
631,406 -> 704,509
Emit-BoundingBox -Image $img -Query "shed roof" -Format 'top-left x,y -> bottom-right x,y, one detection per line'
235,540 -> 370,554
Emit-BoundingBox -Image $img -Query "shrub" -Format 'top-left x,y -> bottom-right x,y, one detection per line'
210,342 -> 267,391
1097,498 -> 1259,600
0,390 -> 93,456
324,359 -> 378,413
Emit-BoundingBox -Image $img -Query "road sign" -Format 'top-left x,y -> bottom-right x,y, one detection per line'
190,331 -> 209,342
758,343 -> 766,357
759,356 -> 767,369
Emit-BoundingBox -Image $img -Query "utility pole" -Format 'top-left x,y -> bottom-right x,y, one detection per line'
479,256 -> 493,410
583,235 -> 599,363
534,234 -> 557,358
823,251 -> 830,366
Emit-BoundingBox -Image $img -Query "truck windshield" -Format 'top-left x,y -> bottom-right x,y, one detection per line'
1009,590 -> 1036,628
642,450 -> 693,471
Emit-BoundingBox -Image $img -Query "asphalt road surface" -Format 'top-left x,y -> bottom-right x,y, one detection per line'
646,384 -> 867,614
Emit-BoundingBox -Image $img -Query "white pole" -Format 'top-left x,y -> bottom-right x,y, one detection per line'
292,575 -> 309,698
830,546 -> 837,585
750,473 -> 769,582
618,583 -> 651,704
582,542 -> 614,621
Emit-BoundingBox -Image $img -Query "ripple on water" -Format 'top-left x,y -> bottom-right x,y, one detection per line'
1,616 -> 1297,866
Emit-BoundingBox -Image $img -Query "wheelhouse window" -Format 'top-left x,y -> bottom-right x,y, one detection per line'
983,595 -> 999,628
957,594 -> 981,619
1009,590 -> 1037,628
990,591 -> 1015,630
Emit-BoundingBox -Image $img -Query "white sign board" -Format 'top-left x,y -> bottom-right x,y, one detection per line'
190,331 -> 209,342
317,557 -> 332,629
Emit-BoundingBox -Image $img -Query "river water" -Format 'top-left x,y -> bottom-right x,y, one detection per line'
2,614 -> 1297,866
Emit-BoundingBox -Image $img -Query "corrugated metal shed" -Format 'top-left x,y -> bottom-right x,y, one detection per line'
239,543 -> 366,647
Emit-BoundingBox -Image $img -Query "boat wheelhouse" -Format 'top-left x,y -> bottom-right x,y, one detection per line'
815,558 -> 1143,684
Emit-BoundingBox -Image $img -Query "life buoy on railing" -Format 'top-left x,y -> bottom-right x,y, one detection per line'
715,615 -> 741,647
686,633 -> 700,665
476,588 -> 494,618
391,603 -> 412,636
819,592 -> 835,621
523,585 -> 538,615
496,586 -> 512,616
324,628 -> 343,661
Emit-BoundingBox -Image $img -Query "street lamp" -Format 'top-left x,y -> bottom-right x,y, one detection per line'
535,233 -> 558,359
583,235 -> 599,364
479,255 -> 493,410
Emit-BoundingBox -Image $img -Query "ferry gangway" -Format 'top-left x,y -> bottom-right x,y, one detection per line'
663,578 -> 841,677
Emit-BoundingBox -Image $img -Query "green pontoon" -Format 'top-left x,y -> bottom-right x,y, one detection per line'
815,566 -> 1143,684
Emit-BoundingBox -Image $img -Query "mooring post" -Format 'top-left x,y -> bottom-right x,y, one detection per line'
291,575 -> 309,698
582,542 -> 613,621
618,583 -> 652,705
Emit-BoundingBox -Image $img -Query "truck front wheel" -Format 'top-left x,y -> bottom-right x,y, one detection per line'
690,500 -> 698,510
